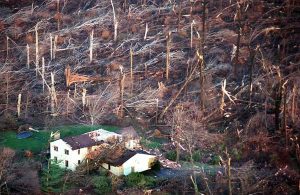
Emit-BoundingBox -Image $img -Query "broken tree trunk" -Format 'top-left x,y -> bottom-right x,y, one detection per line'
248,47 -> 255,106
197,50 -> 205,110
130,48 -> 133,94
65,65 -> 112,87
17,93 -> 21,118
26,44 -> 30,68
111,0 -> 118,42
119,73 -> 125,118
82,88 -> 87,107
35,24 -> 39,76
233,3 -> 242,77
42,57 -> 45,93
201,1 -> 207,55
89,29 -> 94,62
166,31 -> 171,80
50,72 -> 57,115
53,35 -> 58,59
50,33 -> 53,60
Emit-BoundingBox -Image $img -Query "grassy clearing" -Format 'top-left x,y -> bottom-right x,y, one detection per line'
0,125 -> 119,153
140,137 -> 168,149
180,161 -> 221,176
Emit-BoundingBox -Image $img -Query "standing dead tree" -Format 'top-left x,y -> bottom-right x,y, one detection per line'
111,0 -> 118,42
167,105 -> 222,194
82,84 -> 118,125
233,0 -> 244,77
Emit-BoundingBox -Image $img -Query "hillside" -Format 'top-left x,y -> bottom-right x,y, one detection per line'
0,0 -> 299,194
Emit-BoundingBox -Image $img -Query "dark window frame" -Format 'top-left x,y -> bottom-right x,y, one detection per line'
54,146 -> 58,151
65,160 -> 69,167
65,149 -> 69,155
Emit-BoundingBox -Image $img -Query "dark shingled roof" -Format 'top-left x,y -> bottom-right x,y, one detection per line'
62,134 -> 100,150
106,150 -> 152,167
107,150 -> 136,166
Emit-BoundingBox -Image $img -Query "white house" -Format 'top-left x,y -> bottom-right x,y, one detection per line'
50,129 -> 121,170
49,128 -> 152,174
102,150 -> 157,176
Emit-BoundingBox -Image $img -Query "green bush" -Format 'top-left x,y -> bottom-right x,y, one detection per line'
180,151 -> 202,162
140,138 -> 162,149
125,172 -> 156,188
41,160 -> 66,193
91,175 -> 111,194
98,167 -> 109,176
165,150 -> 177,161
151,160 -> 161,171
192,150 -> 202,162
210,155 -> 221,165
232,148 -> 242,160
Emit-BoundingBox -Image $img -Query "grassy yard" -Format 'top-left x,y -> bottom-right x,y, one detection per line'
140,137 -> 168,149
0,125 -> 119,153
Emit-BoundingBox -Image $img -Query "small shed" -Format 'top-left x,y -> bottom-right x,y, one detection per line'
120,126 -> 140,149
102,150 -> 156,176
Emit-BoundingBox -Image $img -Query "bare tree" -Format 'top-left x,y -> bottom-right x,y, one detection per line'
167,104 -> 222,194
83,83 -> 118,125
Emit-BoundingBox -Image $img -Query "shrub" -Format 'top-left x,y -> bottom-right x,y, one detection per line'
41,160 -> 65,193
125,172 -> 156,188
209,155 -> 221,165
192,150 -> 202,162
180,151 -> 202,162
151,160 -> 161,170
91,175 -> 111,194
165,150 -> 177,161
232,148 -> 242,160
98,167 -> 109,176
140,138 -> 161,149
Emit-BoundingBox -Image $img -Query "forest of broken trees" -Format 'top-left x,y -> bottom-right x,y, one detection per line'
0,0 -> 299,194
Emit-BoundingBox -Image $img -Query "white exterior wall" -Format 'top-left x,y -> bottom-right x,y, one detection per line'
50,139 -> 89,171
122,154 -> 156,175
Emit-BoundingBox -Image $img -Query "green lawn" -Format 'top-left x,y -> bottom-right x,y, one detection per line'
0,125 -> 119,153
141,137 -> 168,149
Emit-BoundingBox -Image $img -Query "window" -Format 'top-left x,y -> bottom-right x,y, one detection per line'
78,160 -> 81,165
54,146 -> 58,151
78,149 -> 80,155
54,157 -> 57,162
65,160 -> 69,167
65,149 -> 69,155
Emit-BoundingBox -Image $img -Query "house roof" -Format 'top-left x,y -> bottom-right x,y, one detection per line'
62,134 -> 101,150
106,150 -> 154,167
107,150 -> 137,166
84,129 -> 121,142
60,129 -> 120,150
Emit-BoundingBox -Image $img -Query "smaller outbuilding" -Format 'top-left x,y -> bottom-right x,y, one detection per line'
120,126 -> 141,150
102,150 -> 156,176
